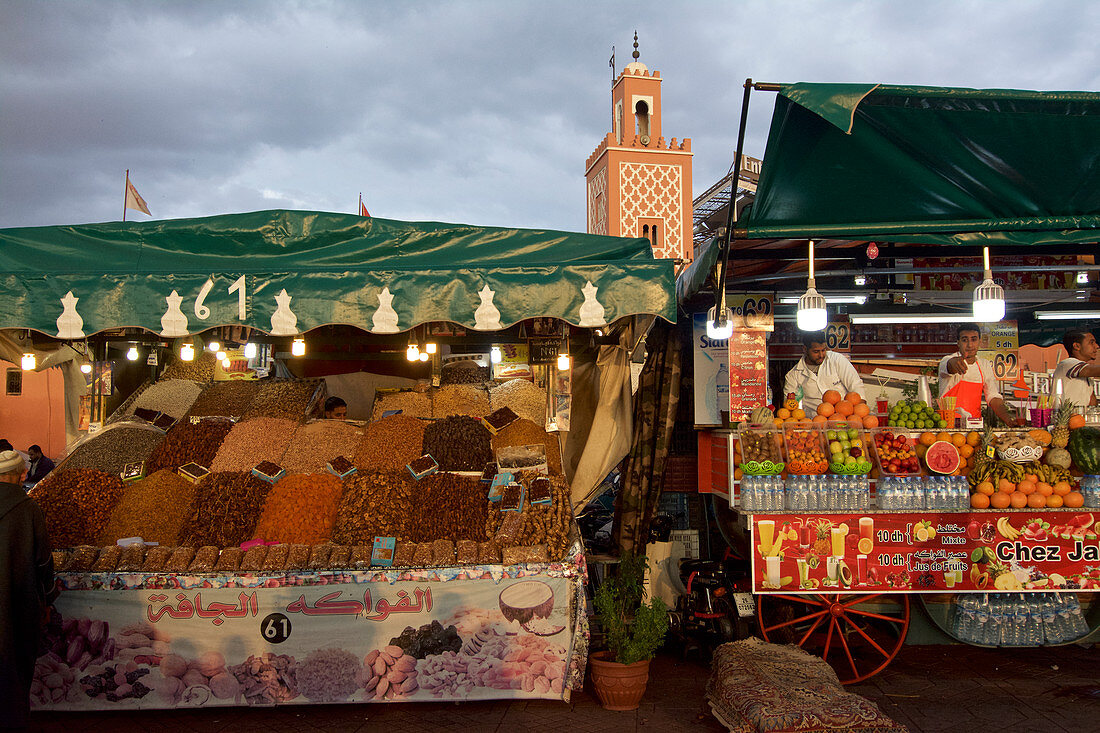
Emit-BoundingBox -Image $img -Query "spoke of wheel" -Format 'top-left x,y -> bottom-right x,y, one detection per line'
836,618 -> 860,679
762,608 -> 829,634
771,594 -> 827,607
846,607 -> 908,625
843,593 -> 884,608
796,611 -> 828,647
822,615 -> 837,661
841,615 -> 891,659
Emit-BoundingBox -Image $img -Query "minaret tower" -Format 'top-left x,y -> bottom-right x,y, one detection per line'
585,33 -> 693,263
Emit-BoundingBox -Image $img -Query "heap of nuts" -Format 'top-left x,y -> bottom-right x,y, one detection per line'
60,426 -> 165,476
186,380 -> 261,418
145,419 -> 233,473
331,471 -> 415,545
31,469 -> 125,548
242,380 -> 319,421
408,472 -> 487,543
355,415 -> 426,471
209,417 -> 297,472
422,415 -> 492,471
176,471 -> 271,547
356,646 -> 419,701
491,419 -> 563,475
160,352 -> 216,382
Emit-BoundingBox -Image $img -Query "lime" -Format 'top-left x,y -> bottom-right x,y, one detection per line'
971,548 -> 985,562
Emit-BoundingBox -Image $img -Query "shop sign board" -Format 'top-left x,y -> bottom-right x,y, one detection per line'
728,330 -> 769,424
978,321 -> 1019,382
825,318 -> 851,353
749,511 -> 1100,594
692,312 -> 728,426
33,573 -> 579,711
725,293 -> 774,332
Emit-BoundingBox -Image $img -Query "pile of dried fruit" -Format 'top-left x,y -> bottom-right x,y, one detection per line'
432,384 -> 491,418
422,415 -> 492,471
128,379 -> 204,419
372,390 -> 432,420
209,417 -> 297,472
176,472 -> 271,547
354,414 -> 426,471
490,379 -> 546,425
408,473 -> 487,543
60,426 -> 165,476
160,352 -> 216,382
252,473 -> 345,544
281,420 -> 364,474
99,469 -> 197,546
242,380 -> 320,421
145,419 -> 233,473
186,381 -> 261,418
331,471 -> 415,545
491,418 -> 563,475
31,469 -> 125,548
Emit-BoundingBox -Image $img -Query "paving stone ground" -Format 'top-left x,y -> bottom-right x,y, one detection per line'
28,643 -> 1100,732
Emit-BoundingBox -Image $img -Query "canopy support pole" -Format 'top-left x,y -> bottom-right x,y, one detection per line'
714,79 -> 756,312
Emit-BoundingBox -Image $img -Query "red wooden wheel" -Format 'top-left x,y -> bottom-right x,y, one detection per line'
756,593 -> 910,684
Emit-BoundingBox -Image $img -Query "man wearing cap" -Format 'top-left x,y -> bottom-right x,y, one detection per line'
0,450 -> 57,727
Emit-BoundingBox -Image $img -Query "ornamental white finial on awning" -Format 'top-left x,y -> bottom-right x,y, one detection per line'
56,291 -> 85,339
371,287 -> 400,333
474,284 -> 503,331
160,290 -> 189,337
270,289 -> 298,335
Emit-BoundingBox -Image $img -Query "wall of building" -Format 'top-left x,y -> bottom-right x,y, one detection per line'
0,361 -> 67,460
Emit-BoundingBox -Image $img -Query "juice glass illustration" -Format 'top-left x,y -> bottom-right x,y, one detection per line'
945,568 -> 957,588
827,556 -> 840,582
954,568 -> 965,586
859,517 -> 874,544
765,556 -> 781,588
796,558 -> 810,588
799,523 -> 813,550
856,555 -> 868,584
830,527 -> 845,558
758,520 -> 775,554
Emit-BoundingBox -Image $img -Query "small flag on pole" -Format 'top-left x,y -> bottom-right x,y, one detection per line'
123,170 -> 151,219
359,192 -> 370,218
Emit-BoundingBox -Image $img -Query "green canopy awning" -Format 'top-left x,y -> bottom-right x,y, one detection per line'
742,84 -> 1100,246
0,210 -> 675,338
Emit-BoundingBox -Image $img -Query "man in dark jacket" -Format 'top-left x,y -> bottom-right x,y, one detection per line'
25,445 -> 54,485
0,449 -> 56,729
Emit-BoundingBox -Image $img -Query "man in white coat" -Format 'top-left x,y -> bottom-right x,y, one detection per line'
783,331 -> 866,414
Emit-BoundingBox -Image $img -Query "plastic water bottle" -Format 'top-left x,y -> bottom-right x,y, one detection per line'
1024,595 -> 1045,646
974,595 -> 993,645
1038,595 -> 1059,645
953,595 -> 975,642
1066,593 -> 1090,638
741,476 -> 753,511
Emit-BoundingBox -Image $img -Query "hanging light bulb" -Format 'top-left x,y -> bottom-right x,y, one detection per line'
21,352 -> 36,370
796,240 -> 828,331
406,344 -> 420,361
854,274 -> 867,287
215,349 -> 227,361
557,352 -> 571,371
207,340 -> 221,353
418,351 -> 429,362
222,358 -> 232,369
706,304 -> 734,341
972,246 -> 1005,322
490,346 -> 503,364
425,342 -> 438,355
126,345 -> 139,361
1077,271 -> 1090,285
80,362 -> 93,374
180,343 -> 195,361
243,342 -> 258,359
291,338 -> 306,357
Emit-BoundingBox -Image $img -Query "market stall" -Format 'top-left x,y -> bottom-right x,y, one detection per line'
0,210 -> 676,709
684,82 -> 1099,682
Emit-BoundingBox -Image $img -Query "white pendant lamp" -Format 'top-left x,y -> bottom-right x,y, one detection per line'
243,342 -> 258,359
180,343 -> 195,361
706,304 -> 734,341
21,352 -> 36,370
972,247 -> 1005,322
291,337 -> 306,357
490,346 -> 502,364
126,346 -> 140,361
796,240 -> 828,331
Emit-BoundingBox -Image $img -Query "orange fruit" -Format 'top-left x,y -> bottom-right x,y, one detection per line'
990,492 -> 1011,509
845,392 -> 863,404
1009,492 -> 1028,508
817,402 -> 835,417
823,390 -> 842,405
1023,473 -> 1039,483
966,431 -> 981,447
862,415 -> 879,429
919,432 -> 937,446
1053,481 -> 1072,496
1046,494 -> 1064,508
951,433 -> 967,448
959,444 -> 974,458
976,481 -> 994,496
836,401 -> 855,417
971,493 -> 990,509
1037,482 -> 1054,497
777,407 -> 791,419
1027,493 -> 1046,508
1069,414 -> 1086,430
812,414 -> 829,424
997,478 -> 1016,494
854,403 -> 870,418
792,409 -> 806,420
936,432 -> 952,443
1017,479 -> 1036,495
857,537 -> 874,554
1064,492 -> 1085,508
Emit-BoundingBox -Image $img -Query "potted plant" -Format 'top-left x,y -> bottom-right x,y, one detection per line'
589,551 -> 669,711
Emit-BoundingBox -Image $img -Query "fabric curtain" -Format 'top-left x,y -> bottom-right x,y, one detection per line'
613,319 -> 682,555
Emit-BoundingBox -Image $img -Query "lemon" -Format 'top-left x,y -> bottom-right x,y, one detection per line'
914,525 -> 930,542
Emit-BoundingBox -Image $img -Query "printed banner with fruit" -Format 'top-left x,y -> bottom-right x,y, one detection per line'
32,574 -> 580,710
750,511 -> 1100,594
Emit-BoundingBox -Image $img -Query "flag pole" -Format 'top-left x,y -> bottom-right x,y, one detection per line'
358,192 -> 362,214
123,169 -> 129,222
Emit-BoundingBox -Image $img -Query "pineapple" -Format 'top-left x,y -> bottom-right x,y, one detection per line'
811,521 -> 832,556
1051,401 -> 1074,449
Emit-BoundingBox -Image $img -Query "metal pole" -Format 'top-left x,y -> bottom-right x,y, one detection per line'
714,80 -> 755,314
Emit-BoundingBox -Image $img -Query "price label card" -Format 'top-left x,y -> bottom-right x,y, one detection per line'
726,294 -> 774,331
733,592 -> 756,617
826,319 -> 851,353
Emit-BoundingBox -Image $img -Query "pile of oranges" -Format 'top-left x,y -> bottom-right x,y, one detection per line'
970,473 -> 1085,510
784,423 -> 828,474
814,390 -> 879,429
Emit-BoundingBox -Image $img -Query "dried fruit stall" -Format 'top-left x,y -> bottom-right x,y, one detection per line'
0,210 -> 676,710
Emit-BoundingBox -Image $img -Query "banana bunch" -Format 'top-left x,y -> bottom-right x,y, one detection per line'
996,517 -> 1020,540
757,533 -> 785,558
1022,460 -> 1071,485
967,458 -> 1025,487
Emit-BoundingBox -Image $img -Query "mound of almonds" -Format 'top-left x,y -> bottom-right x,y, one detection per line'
357,646 -> 419,700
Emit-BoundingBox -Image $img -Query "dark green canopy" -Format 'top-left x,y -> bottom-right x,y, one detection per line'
742,83 -> 1100,246
0,210 -> 675,338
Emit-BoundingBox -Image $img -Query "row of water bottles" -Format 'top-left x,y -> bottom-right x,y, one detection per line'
786,475 -> 870,511
876,476 -> 970,510
952,593 -> 1089,646
1081,475 -> 1100,508
739,475 -> 785,511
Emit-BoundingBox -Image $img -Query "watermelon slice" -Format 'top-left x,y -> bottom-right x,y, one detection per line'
924,440 -> 961,474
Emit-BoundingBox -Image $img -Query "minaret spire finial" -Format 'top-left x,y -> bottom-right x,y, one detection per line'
632,31 -> 639,61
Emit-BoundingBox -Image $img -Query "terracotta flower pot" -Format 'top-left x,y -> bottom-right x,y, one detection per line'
588,650 -> 651,711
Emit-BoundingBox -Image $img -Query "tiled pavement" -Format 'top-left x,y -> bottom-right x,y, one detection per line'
29,644 -> 1100,732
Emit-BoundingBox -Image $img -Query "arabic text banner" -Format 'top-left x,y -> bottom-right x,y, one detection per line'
749,510 -> 1100,594
33,574 -> 579,710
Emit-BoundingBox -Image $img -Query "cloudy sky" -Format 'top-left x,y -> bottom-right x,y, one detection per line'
1,0 -> 1097,231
